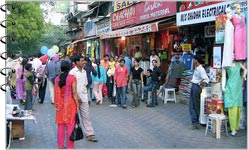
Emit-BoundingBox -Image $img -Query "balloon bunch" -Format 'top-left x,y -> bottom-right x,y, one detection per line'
39,45 -> 60,63
40,45 -> 59,58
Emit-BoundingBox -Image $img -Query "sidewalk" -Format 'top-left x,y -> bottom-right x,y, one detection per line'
9,87 -> 247,149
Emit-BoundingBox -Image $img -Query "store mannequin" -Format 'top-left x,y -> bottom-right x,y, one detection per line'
222,7 -> 234,67
231,3 -> 246,60
222,61 -> 247,136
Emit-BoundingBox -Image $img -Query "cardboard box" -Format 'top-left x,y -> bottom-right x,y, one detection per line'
206,99 -> 224,115
10,120 -> 24,138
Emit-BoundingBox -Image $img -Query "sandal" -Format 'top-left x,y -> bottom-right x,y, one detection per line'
86,135 -> 98,142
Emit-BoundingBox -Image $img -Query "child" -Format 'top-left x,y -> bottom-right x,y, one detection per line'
25,63 -> 37,114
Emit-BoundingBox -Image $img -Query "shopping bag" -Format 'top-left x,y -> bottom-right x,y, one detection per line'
70,113 -> 84,141
102,84 -> 108,97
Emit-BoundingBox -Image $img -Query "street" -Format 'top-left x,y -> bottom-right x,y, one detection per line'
10,85 -> 246,149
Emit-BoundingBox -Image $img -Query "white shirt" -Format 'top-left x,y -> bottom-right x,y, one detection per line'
150,55 -> 160,70
30,58 -> 42,73
69,67 -> 88,102
191,65 -> 210,84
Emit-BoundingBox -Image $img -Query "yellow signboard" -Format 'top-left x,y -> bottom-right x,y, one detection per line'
181,44 -> 192,52
114,0 -> 136,11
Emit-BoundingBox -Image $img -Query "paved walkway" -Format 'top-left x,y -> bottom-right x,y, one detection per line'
9,86 -> 247,149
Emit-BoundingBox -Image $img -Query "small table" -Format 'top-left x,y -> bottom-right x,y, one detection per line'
6,105 -> 37,139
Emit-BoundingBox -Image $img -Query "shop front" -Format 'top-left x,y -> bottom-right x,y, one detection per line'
83,20 -> 100,58
176,1 -> 247,129
101,1 -> 177,73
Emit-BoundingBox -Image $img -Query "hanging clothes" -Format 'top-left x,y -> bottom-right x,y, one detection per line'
181,52 -> 194,70
231,15 -> 246,60
222,18 -> 234,67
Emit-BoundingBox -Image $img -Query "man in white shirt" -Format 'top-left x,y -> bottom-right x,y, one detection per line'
189,54 -> 209,130
149,50 -> 160,70
69,55 -> 98,142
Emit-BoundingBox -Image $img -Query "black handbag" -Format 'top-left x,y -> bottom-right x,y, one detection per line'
70,113 -> 84,141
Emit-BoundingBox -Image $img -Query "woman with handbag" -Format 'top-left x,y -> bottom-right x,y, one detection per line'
54,61 -> 79,149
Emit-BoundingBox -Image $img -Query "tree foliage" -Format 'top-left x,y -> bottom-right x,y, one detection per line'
7,2 -> 44,56
6,2 -> 68,57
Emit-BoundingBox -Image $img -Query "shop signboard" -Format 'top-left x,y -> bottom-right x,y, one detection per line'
111,1 -> 176,30
96,18 -> 111,36
111,5 -> 136,30
177,1 -> 223,12
176,1 -> 233,26
100,22 -> 158,39
84,21 -> 96,37
136,1 -> 176,24
113,0 -> 136,11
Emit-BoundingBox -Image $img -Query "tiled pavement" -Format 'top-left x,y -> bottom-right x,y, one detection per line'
9,86 -> 247,149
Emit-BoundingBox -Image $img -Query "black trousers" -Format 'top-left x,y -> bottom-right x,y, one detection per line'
107,76 -> 115,102
38,78 -> 47,104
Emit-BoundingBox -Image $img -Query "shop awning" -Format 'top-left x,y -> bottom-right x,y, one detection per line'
71,36 -> 99,44
100,22 -> 159,39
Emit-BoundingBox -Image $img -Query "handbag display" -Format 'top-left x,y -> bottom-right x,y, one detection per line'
70,113 -> 84,141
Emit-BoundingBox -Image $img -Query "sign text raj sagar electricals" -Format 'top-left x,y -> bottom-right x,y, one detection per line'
180,3 -> 230,22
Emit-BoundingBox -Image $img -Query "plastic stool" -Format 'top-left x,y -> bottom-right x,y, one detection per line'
164,88 -> 176,103
205,114 -> 228,139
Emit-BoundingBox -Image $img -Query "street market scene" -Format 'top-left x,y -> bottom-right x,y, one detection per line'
4,0 -> 248,149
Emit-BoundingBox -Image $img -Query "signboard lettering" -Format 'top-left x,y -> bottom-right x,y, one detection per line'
100,22 -> 158,39
111,1 -> 176,30
114,0 -> 136,11
111,6 -> 136,29
176,1 -> 232,26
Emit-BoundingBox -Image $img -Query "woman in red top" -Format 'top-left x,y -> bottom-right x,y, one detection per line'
54,61 -> 79,149
114,59 -> 128,108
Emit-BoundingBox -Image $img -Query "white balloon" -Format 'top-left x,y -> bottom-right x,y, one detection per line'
47,49 -> 56,58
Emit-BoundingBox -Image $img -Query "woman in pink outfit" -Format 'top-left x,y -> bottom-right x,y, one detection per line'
15,59 -> 27,104
114,59 -> 128,108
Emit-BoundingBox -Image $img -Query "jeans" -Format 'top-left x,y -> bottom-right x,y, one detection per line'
117,86 -> 127,106
150,81 -> 159,106
189,84 -> 202,125
131,79 -> 141,106
25,90 -> 33,110
143,86 -> 152,100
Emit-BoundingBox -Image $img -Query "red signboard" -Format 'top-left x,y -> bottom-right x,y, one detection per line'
136,1 -> 176,23
100,22 -> 158,39
111,5 -> 136,30
177,1 -> 223,12
111,1 -> 176,30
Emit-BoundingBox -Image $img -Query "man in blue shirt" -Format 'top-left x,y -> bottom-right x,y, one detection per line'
45,55 -> 60,104
124,52 -> 132,93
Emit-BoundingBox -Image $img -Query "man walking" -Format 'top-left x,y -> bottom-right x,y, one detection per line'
69,55 -> 98,142
188,54 -> 209,129
45,55 -> 60,104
